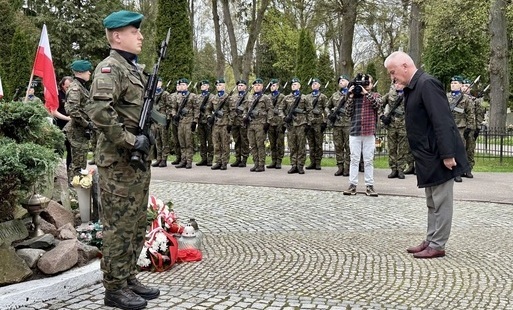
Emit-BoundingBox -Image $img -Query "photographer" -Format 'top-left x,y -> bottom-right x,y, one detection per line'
343,73 -> 381,196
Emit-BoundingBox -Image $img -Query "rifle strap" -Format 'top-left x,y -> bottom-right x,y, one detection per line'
287,95 -> 302,116
177,93 -> 190,115
199,93 -> 209,111
247,94 -> 263,115
386,95 -> 403,117
449,93 -> 464,111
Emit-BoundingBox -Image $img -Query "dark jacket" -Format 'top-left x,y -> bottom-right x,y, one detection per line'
404,69 -> 469,188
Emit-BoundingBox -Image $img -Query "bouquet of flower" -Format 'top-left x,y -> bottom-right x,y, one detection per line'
71,168 -> 94,189
137,195 -> 182,272
77,221 -> 103,249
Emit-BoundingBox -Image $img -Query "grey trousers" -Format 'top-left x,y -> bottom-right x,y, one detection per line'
424,179 -> 454,250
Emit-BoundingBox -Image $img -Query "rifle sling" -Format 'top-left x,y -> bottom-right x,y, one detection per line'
176,93 -> 191,116
449,93 -> 464,111
386,95 -> 403,117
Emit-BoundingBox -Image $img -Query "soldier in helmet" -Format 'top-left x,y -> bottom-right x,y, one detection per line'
85,10 -> 160,309
305,78 -> 328,170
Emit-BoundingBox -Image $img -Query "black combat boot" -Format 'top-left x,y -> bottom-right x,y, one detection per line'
305,161 -> 316,170
334,165 -> 344,176
315,160 -> 321,170
397,170 -> 405,179
211,163 -> 222,170
342,167 -> 349,176
298,165 -> 305,174
404,164 -> 415,175
175,162 -> 186,168
171,157 -> 181,165
158,160 -> 167,167
388,169 -> 398,178
464,170 -> 474,178
255,165 -> 265,172
267,160 -> 277,169
250,165 -> 258,172
185,162 -> 192,169
104,287 -> 147,310
196,159 -> 207,166
151,160 -> 161,167
454,175 -> 462,182
230,157 -> 241,167
128,278 -> 160,300
275,159 -> 282,169
220,163 -> 227,170
238,156 -> 248,167
288,166 -> 298,174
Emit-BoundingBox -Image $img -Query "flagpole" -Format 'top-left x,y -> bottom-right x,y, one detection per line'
24,68 -> 35,103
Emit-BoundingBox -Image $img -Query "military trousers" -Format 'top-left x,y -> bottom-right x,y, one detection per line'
231,125 -> 249,160
197,122 -> 213,164
386,126 -> 408,171
154,124 -> 170,161
306,123 -> 324,165
178,121 -> 194,165
212,125 -> 231,165
332,125 -> 350,168
169,122 -> 181,160
98,161 -> 150,290
66,129 -> 89,183
267,124 -> 285,162
465,132 -> 476,169
247,123 -> 267,167
287,125 -> 307,167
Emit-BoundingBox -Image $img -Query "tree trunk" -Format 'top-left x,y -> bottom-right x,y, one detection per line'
408,0 -> 424,66
488,0 -> 509,130
211,0 -> 225,77
338,0 -> 357,77
220,0 -> 242,79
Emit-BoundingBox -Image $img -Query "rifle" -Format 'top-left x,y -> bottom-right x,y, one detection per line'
235,90 -> 248,116
208,86 -> 237,126
328,93 -> 347,126
243,82 -> 271,124
174,92 -> 191,123
130,28 -> 171,171
380,95 -> 404,126
199,92 -> 210,115
284,94 -> 302,124
450,75 -> 480,111
477,84 -> 490,98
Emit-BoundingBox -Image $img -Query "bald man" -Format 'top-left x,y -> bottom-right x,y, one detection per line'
384,51 -> 469,259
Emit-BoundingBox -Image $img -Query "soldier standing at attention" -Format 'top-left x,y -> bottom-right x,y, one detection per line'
305,78 -> 328,170
86,10 -> 160,310
230,80 -> 250,167
209,79 -> 232,170
173,78 -> 198,169
379,81 -> 408,179
195,80 -> 214,166
327,75 -> 351,176
447,75 -> 475,182
64,60 -> 93,184
266,79 -> 286,169
281,77 -> 312,174
151,78 -> 171,168
243,78 -> 272,172
169,81 -> 182,165
462,79 -> 484,178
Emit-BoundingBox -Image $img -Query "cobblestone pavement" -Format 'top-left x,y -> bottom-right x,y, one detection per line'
17,179 -> 513,310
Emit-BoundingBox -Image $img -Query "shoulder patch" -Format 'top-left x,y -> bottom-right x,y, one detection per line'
101,67 -> 111,73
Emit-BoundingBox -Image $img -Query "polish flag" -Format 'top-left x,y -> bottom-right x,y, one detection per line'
32,24 -> 58,111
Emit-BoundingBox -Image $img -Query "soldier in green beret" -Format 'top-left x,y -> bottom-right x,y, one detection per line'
63,60 -> 93,184
305,78 -> 328,170
229,79 -> 250,167
173,78 -> 198,169
209,78 -> 232,170
327,75 -> 351,176
84,10 -> 159,310
266,78 -> 286,169
195,80 -> 215,166
168,80 -> 183,165
150,78 -> 172,168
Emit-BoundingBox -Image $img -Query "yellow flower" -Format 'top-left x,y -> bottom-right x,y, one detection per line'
79,174 -> 93,189
71,175 -> 81,187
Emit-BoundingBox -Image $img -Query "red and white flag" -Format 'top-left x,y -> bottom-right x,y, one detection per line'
0,75 -> 4,100
32,24 -> 58,111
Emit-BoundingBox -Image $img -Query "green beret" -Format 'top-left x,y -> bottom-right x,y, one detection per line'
311,78 -> 321,84
200,80 -> 209,86
215,78 -> 225,85
103,10 -> 144,30
179,78 -> 189,84
252,78 -> 263,85
291,77 -> 300,84
71,60 -> 92,72
451,75 -> 463,83
462,79 -> 471,85
338,75 -> 349,83
270,78 -> 279,84
236,79 -> 247,85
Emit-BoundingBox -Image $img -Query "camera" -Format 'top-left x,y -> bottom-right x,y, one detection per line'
349,73 -> 370,97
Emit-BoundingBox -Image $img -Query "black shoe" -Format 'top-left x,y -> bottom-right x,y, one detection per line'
288,166 -> 298,174
211,163 -> 221,170
465,171 -> 474,178
196,159 -> 207,166
388,170 -> 398,178
365,185 -> 378,197
128,278 -> 160,300
185,163 -> 192,169
266,162 -> 276,169
158,160 -> 167,167
175,162 -> 186,168
230,159 -> 241,167
275,161 -> 282,169
104,287 -> 147,310
343,184 -> 357,195
305,163 -> 316,170
255,166 -> 265,172
250,165 -> 257,172
171,158 -> 181,165
334,166 -> 344,176
342,168 -> 349,177
238,159 -> 247,168
315,163 -> 321,170
298,166 -> 305,174
397,170 -> 405,179
206,162 -> 213,166
151,160 -> 161,167
220,164 -> 227,170
454,176 -> 462,182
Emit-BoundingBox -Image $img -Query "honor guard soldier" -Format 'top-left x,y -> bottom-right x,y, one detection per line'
229,80 -> 250,167
85,10 -> 160,309
243,78 -> 272,172
327,75 -> 351,176
64,60 -> 93,184
173,78 -> 198,169
280,77 -> 312,174
266,79 -> 286,169
169,81 -> 182,164
305,78 -> 328,170
209,78 -> 233,170
447,75 -> 475,182
151,78 -> 172,167
195,80 -> 215,166
462,78 -> 485,178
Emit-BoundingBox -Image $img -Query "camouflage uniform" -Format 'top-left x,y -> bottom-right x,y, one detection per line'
195,90 -> 214,165
465,96 -> 485,170
267,90 -> 285,168
64,78 -> 91,183
173,89 -> 198,168
209,91 -> 232,169
326,89 -> 351,175
380,87 -> 409,177
280,90 -> 312,173
243,88 -> 272,171
168,89 -> 182,164
447,92 -> 475,147
305,89 -> 328,169
86,50 -> 150,291
152,89 -> 172,165
229,89 -> 250,167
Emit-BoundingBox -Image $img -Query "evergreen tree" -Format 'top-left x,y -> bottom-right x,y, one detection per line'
0,0 -> 17,97
295,28 -> 317,86
8,25 -> 35,101
156,0 -> 194,84
317,49 -> 335,94
192,42 -> 217,85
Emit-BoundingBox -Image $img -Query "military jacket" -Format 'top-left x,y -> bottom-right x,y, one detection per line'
269,92 -> 285,126
279,93 -> 312,127
243,93 -> 272,126
472,97 -> 486,130
229,92 -> 249,126
173,91 -> 199,124
86,50 -> 147,166
305,92 -> 328,124
209,93 -> 232,126
326,91 -> 350,127
195,92 -> 215,124
155,90 -> 171,116
447,92 -> 475,129
380,91 -> 406,129
64,78 -> 90,132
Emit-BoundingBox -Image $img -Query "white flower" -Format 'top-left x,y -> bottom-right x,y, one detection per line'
137,246 -> 151,267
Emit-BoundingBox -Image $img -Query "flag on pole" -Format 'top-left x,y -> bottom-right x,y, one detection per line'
0,75 -> 3,100
32,24 -> 58,111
